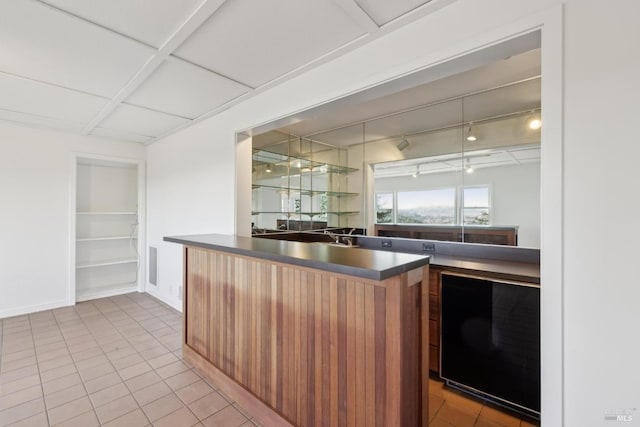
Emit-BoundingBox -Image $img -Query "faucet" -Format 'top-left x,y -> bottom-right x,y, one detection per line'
342,236 -> 355,247
323,230 -> 340,244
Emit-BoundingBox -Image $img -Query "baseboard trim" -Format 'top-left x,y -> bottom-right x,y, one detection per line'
183,345 -> 293,427
145,287 -> 183,312
0,299 -> 69,319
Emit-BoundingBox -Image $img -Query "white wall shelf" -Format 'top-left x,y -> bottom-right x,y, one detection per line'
74,155 -> 142,302
76,257 -> 138,269
77,236 -> 137,242
77,211 -> 137,215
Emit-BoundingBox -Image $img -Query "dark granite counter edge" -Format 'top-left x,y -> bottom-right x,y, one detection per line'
163,236 -> 429,281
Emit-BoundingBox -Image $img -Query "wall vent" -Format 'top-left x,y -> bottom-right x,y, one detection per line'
149,247 -> 157,285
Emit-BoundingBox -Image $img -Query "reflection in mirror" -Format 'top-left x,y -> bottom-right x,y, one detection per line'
371,80 -> 540,247
251,126 -> 363,234
250,47 -> 541,248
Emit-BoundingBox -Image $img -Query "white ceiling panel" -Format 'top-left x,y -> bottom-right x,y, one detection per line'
126,59 -> 249,119
282,49 -> 541,138
174,0 -> 366,88
355,0 -> 433,26
39,0 -> 203,48
0,109 -> 84,133
91,127 -> 153,144
0,1 -> 153,97
0,73 -> 108,124
100,104 -> 190,137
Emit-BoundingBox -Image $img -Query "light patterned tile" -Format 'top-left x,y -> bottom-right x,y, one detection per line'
142,393 -> 184,422
201,405 -> 247,427
175,380 -> 215,405
118,362 -> 152,381
0,384 -> 42,411
132,380 -> 172,406
147,352 -> 178,370
1,356 -> 37,374
7,411 -> 49,426
0,397 -> 46,426
44,383 -> 87,410
83,372 -> 122,394
102,407 -> 150,427
125,371 -> 162,392
94,394 -> 139,424
43,372 -> 82,395
89,382 -> 130,408
155,361 -> 189,379
188,391 -> 229,420
78,362 -> 115,382
1,349 -> 35,364
40,364 -> 77,383
165,370 -> 200,391
47,396 -> 93,426
153,406 -> 199,427
0,374 -> 40,396
0,365 -> 39,385
53,409 -> 100,427
111,353 -> 144,371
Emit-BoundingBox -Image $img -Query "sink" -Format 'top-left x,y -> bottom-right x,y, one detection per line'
311,241 -> 359,248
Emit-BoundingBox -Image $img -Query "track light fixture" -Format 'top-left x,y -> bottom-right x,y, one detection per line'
465,158 -> 474,174
528,117 -> 542,130
397,137 -> 410,151
466,125 -> 477,142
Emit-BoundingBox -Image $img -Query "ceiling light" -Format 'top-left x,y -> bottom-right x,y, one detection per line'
465,159 -> 474,174
412,165 -> 420,178
466,126 -> 477,142
528,118 -> 542,130
265,164 -> 272,173
397,137 -> 410,151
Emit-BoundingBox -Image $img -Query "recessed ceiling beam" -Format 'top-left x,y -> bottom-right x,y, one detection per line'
331,0 -> 379,33
81,0 -> 230,135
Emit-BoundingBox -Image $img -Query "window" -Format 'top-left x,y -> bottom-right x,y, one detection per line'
397,188 -> 456,224
374,186 -> 491,225
375,193 -> 394,223
462,187 -> 491,225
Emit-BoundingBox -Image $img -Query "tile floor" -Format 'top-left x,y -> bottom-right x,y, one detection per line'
427,378 -> 540,427
0,292 -> 540,427
0,293 -> 258,427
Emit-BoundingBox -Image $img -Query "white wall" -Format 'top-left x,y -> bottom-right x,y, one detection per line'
375,162 -> 541,247
146,1 -> 640,425
0,122 -> 145,318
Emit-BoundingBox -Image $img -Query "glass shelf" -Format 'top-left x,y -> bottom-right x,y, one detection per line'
252,211 -> 360,217
253,149 -> 359,174
252,184 -> 358,198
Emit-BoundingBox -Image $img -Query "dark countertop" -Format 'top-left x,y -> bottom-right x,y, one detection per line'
163,234 -> 430,281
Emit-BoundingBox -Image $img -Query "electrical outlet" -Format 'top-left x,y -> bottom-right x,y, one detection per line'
422,243 -> 435,252
381,240 -> 392,248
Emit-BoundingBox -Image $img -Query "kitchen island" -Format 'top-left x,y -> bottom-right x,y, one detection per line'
164,234 -> 431,427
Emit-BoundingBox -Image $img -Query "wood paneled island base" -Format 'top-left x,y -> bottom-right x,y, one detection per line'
180,244 -> 429,426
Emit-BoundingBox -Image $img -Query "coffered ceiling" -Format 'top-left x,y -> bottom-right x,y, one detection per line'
0,0 -> 452,144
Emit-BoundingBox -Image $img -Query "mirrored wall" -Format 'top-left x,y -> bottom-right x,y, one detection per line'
251,48 -> 541,248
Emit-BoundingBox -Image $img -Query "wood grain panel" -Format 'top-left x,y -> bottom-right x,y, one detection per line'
428,268 -> 441,374
184,246 -> 428,427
